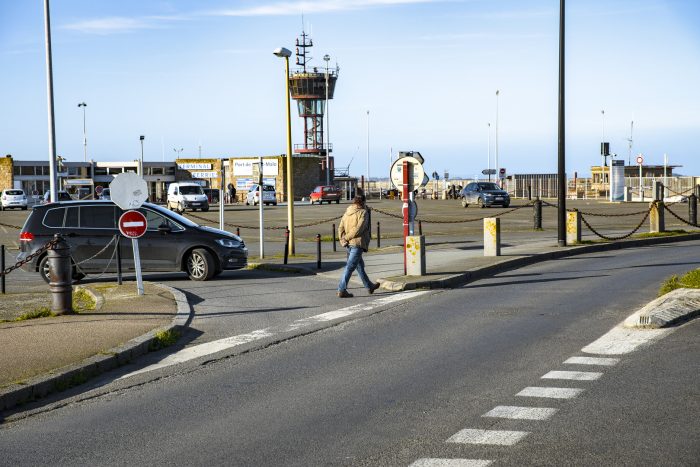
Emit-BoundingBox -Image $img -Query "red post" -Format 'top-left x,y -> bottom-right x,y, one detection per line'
402,160 -> 410,275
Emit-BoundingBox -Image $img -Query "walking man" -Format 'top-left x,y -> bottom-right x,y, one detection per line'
337,190 -> 380,298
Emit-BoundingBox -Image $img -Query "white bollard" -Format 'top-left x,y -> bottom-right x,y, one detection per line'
405,235 -> 426,276
484,218 -> 501,256
566,211 -> 581,244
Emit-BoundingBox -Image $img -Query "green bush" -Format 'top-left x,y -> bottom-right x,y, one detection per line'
658,269 -> 700,296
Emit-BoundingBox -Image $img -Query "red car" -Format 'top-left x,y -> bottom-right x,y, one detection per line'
310,185 -> 341,204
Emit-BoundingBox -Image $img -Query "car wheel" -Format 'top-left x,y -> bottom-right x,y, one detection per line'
503,202 -> 510,208
478,198 -> 485,208
39,255 -> 51,283
22,206 -> 27,210
186,248 -> 215,281
202,207 -> 209,212
336,199 -> 339,204
461,198 -> 469,208
177,202 -> 185,214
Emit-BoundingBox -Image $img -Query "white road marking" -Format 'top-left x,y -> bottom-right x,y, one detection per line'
581,326 -> 672,355
410,459 -> 492,467
564,356 -> 620,366
447,429 -> 529,446
123,221 -> 145,227
121,290 -> 430,379
516,387 -> 583,399
541,370 -> 602,381
483,405 -> 557,420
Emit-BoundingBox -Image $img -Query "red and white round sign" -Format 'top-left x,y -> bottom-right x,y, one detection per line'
636,155 -> 644,165
119,210 -> 147,238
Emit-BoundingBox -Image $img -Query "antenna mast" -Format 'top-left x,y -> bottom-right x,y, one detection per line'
626,120 -> 634,165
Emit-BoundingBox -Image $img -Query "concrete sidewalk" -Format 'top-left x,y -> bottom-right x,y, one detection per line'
2,230 -> 700,413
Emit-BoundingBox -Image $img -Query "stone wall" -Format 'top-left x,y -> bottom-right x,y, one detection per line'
0,156 -> 13,191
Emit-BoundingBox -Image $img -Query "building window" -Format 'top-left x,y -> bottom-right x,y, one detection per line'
151,167 -> 164,175
20,166 -> 35,176
94,167 -> 108,176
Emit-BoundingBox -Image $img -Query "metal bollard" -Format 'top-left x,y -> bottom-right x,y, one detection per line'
116,235 -> 123,286
377,221 -> 381,248
332,223 -> 337,252
236,227 -> 240,237
650,201 -> 665,233
1,244 -> 5,294
48,234 -> 73,315
419,220 -> 423,236
316,234 -> 322,269
533,198 -> 543,230
528,184 -> 532,201
689,194 -> 697,226
283,228 -> 290,265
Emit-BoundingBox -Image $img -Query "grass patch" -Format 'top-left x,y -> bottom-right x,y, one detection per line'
149,328 -> 181,351
14,307 -> 55,322
635,229 -> 688,239
658,269 -> 700,296
72,288 -> 96,312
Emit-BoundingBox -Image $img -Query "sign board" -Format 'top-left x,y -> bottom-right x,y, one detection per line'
64,178 -> 93,186
109,172 -> 148,210
610,159 -> 625,202
636,155 -> 644,165
191,171 -> 218,179
390,156 -> 425,191
398,151 -> 424,165
95,185 -> 104,196
482,169 -> 497,175
118,210 -> 147,239
499,168 -> 506,176
178,163 -> 212,170
233,159 -> 279,176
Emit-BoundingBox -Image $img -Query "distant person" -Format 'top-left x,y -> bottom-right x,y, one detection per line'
228,183 -> 236,204
337,189 -> 380,298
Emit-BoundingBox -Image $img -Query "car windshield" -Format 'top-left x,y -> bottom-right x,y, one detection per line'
179,186 -> 203,195
477,183 -> 501,191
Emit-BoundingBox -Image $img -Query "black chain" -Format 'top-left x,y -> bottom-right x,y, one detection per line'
1,238 -> 58,277
370,203 -> 533,224
662,203 -> 699,228
186,212 -> 343,231
664,186 -> 694,197
543,199 -> 652,217
579,206 -> 651,241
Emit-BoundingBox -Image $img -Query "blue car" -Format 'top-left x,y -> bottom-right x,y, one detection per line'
460,182 -> 510,208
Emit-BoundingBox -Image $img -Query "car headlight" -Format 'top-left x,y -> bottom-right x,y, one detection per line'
216,238 -> 242,248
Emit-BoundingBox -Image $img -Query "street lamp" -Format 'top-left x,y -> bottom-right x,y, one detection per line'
139,135 -> 145,177
78,102 -> 87,162
173,147 -> 183,159
495,90 -> 500,187
324,54 -> 331,186
366,110 -> 370,193
487,122 -> 491,182
273,46 -> 295,255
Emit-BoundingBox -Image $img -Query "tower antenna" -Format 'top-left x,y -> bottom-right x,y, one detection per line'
625,120 -> 634,166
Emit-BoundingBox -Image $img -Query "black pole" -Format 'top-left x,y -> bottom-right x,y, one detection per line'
418,220 -> 423,236
1,244 -> 5,294
557,0 -> 567,247
283,228 -> 290,265
332,223 -> 337,252
236,227 -> 240,237
316,234 -> 322,269
116,235 -> 123,285
534,198 -> 543,230
689,193 -> 697,226
377,221 -> 381,248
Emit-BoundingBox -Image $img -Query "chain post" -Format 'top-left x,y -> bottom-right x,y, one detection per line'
316,234 -> 322,269
689,194 -> 697,226
236,227 -> 240,237
116,235 -> 123,285
377,221 -> 381,248
1,244 -> 5,294
332,223 -> 337,252
283,228 -> 290,265
418,220 -> 423,236
48,234 -> 73,315
534,197 -> 543,230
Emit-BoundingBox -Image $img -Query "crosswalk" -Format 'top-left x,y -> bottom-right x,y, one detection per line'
409,322 -> 673,466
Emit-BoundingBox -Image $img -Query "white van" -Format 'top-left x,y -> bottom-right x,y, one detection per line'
167,182 -> 209,213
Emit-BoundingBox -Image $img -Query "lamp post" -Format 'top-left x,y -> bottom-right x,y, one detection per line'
487,122 -> 491,182
557,0 -> 566,246
273,47 -> 295,255
173,147 -> 183,159
78,102 -> 87,162
324,54 -> 331,186
366,110 -> 370,193
495,90 -> 500,187
43,0 -> 58,203
139,135 -> 145,177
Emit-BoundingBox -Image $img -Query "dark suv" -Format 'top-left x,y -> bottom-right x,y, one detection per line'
460,182 -> 510,208
18,200 -> 247,282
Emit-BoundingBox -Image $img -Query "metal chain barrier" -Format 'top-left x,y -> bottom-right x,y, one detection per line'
186,211 -> 343,231
543,199 -> 649,217
370,203 -> 533,224
662,203 -> 699,228
0,237 -> 58,277
69,235 -> 118,266
664,186 -> 694,197
579,205 -> 652,241
73,236 -> 120,279
0,221 -> 22,230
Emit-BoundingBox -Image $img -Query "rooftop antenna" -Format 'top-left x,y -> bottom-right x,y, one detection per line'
295,23 -> 313,72
625,120 -> 634,166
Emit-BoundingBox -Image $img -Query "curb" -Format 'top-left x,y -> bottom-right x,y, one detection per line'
624,288 -> 700,328
379,232 -> 700,291
0,283 -> 192,413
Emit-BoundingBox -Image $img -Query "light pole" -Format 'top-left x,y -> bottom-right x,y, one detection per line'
44,0 -> 58,203
173,147 -> 183,159
78,102 -> 87,162
324,54 -> 331,186
139,135 -> 145,177
557,0 -> 566,247
495,90 -> 500,186
487,122 -> 491,182
366,110 -> 370,193
273,47 -> 295,254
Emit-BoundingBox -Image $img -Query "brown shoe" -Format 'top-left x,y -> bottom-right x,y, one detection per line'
368,282 -> 381,294
337,290 -> 354,298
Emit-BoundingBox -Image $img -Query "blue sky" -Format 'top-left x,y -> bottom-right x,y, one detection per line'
1,0 -> 699,178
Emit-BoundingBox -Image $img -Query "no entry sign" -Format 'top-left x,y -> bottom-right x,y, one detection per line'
119,210 -> 147,238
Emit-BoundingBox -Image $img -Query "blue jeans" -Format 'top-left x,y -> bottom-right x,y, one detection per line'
338,246 -> 373,291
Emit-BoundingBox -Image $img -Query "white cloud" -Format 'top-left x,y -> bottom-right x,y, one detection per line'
61,17 -> 163,34
209,0 -> 442,17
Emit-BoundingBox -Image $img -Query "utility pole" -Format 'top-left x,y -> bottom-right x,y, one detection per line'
557,0 -> 567,247
44,0 -> 58,203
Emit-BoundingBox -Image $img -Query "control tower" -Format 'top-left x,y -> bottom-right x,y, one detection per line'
289,30 -> 338,158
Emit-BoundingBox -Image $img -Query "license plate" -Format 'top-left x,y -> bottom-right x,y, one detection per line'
495,197 -> 503,200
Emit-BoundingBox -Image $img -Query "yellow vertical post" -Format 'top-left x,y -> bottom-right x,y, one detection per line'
484,217 -> 501,256
566,210 -> 581,244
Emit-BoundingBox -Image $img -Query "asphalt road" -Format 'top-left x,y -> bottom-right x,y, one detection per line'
1,242 -> 698,466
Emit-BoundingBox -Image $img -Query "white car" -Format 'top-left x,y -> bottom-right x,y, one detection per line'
167,182 -> 209,213
1,189 -> 28,210
245,184 -> 277,206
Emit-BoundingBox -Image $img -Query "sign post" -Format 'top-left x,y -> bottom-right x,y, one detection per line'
118,210 -> 147,295
110,173 -> 149,296
391,153 -> 426,275
637,154 -> 644,201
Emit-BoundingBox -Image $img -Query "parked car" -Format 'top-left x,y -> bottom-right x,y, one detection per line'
460,182 -> 510,208
1,189 -> 28,211
167,182 -> 209,213
41,190 -> 73,204
309,185 -> 341,204
245,184 -> 277,206
17,200 -> 247,282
